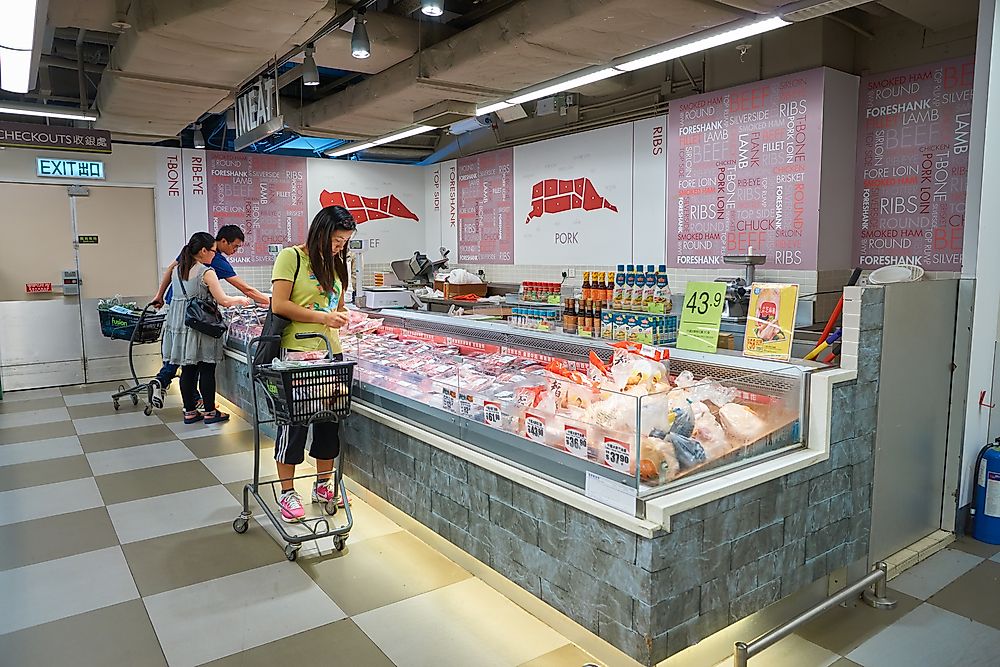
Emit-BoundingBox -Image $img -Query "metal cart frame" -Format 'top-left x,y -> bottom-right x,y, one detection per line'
109,302 -> 165,416
233,333 -> 355,561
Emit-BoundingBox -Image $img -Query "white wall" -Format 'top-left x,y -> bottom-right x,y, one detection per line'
818,69 -> 860,271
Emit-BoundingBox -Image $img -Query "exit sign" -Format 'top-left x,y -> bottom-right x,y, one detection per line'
36,158 -> 105,179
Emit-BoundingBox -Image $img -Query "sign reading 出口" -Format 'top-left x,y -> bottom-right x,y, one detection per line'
205,152 -> 308,265
853,56 -> 974,272
457,148 -> 514,264
0,121 -> 111,153
666,69 -> 825,270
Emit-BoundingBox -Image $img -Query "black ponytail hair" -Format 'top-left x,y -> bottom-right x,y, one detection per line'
178,232 -> 216,280
306,206 -> 357,294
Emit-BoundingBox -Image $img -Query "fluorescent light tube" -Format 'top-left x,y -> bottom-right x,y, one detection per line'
0,0 -> 42,93
372,125 -> 436,145
613,16 -> 790,72
0,100 -> 98,121
506,67 -> 621,106
0,47 -> 32,93
326,142 -> 377,157
476,101 -> 513,116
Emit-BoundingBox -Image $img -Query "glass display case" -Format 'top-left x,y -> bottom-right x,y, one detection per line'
339,310 -> 811,503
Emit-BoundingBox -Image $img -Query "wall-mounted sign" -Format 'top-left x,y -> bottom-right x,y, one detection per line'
25,282 -> 53,293
457,148 -> 514,264
0,121 -> 111,154
235,72 -> 283,151
37,158 -> 105,180
77,235 -> 99,244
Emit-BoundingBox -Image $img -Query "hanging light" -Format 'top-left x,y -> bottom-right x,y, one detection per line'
302,44 -> 320,86
192,123 -> 206,149
421,0 -> 444,17
351,9 -> 371,59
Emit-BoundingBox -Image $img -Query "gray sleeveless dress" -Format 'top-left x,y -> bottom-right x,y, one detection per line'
161,264 -> 224,365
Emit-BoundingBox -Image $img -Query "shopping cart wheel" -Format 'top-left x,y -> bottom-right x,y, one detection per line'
113,400 -> 120,411
131,394 -> 139,406
233,517 -> 249,534
333,535 -> 347,552
324,501 -> 338,516
144,406 -> 153,416
284,544 -> 300,561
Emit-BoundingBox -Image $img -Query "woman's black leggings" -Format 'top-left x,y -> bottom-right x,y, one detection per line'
180,363 -> 216,412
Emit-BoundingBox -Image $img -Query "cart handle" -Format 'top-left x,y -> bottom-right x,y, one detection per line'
294,332 -> 335,357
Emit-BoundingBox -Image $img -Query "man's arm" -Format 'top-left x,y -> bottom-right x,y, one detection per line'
152,260 -> 178,308
225,275 -> 269,306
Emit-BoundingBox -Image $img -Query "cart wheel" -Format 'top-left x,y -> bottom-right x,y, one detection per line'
324,501 -> 338,516
131,394 -> 139,406
233,517 -> 249,534
284,544 -> 300,561
144,406 -> 153,416
113,400 -> 120,411
333,535 -> 347,552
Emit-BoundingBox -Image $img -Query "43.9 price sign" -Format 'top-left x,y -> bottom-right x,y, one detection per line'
678,282 -> 726,353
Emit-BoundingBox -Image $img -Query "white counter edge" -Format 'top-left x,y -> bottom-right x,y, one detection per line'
645,367 -> 858,530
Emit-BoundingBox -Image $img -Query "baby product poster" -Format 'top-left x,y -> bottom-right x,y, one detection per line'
744,283 -> 799,361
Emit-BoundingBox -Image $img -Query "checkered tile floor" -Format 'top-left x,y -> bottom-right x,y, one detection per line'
3,383 -> 1000,667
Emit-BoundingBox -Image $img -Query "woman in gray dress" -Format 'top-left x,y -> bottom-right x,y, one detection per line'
161,232 -> 251,424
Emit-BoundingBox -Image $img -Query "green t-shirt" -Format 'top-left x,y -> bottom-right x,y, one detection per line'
272,247 -> 343,354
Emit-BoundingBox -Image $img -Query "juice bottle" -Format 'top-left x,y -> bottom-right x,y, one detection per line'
623,265 -> 636,309
612,264 -> 626,309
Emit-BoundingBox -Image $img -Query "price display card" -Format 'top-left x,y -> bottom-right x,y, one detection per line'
744,283 -> 799,361
677,282 -> 726,353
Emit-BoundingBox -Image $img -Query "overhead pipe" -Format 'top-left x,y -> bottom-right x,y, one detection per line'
76,29 -> 87,111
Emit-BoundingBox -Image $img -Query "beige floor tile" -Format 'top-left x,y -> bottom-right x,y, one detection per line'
0,396 -> 66,415
86,440 -> 195,476
0,454 -> 93,492
95,459 -> 219,505
74,412 -> 163,436
181,429 -> 263,459
60,380 -> 128,396
0,420 -> 77,446
78,424 -> 178,453
0,407 -> 71,430
63,391 -> 126,407
0,435 -> 84,467
0,477 -> 104,527
203,619 -> 395,667
928,560 -> 1000,631
300,530 -> 471,616
518,643 -> 601,667
122,519 -> 284,597
2,387 -> 63,402
107,484 -> 240,545
711,635 -> 840,667
354,577 -> 568,667
166,415 -> 252,440
0,507 -> 119,571
69,400 -> 148,420
796,587 -> 922,655
0,599 -> 166,667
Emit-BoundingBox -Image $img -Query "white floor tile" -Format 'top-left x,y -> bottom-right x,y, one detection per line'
106,485 -> 239,544
166,416 -> 251,440
201,450 -> 312,485
62,392 -> 122,407
0,407 -> 71,430
354,578 -> 567,667
992,551 -> 1000,564
0,436 -> 84,467
889,548 -> 983,600
0,477 -> 104,527
2,388 -> 63,403
0,546 -> 139,635
143,561 -> 346,667
848,603 -> 1000,667
73,412 -> 163,435
86,440 -> 195,476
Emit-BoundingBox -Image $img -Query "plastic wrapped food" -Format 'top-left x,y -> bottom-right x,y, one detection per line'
667,433 -> 708,469
668,401 -> 696,438
694,413 -> 729,459
719,403 -> 766,443
639,436 -> 680,484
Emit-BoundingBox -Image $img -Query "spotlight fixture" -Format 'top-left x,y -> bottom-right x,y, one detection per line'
421,0 -> 444,17
192,123 -> 206,149
302,44 -> 319,86
351,9 -> 371,59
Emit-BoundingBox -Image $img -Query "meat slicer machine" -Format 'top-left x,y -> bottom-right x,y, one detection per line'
715,254 -> 766,322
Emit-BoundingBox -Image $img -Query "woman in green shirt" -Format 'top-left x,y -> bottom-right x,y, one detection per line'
270,206 -> 356,522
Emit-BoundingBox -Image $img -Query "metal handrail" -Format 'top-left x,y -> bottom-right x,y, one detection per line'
733,561 -> 897,666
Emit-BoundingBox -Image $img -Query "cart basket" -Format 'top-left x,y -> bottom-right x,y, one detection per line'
257,360 -> 356,425
99,308 -> 166,343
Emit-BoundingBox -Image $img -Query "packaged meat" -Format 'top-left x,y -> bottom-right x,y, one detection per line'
640,436 -> 680,484
719,403 -> 766,443
668,433 -> 708,469
668,402 -> 696,438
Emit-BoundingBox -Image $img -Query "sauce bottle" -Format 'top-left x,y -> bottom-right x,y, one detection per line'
643,265 -> 657,308
612,264 -> 626,309
623,265 -> 636,309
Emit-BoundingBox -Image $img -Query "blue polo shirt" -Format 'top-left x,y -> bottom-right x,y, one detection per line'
165,252 -> 237,304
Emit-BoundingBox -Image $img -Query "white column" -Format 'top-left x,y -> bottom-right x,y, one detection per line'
959,0 -> 1000,507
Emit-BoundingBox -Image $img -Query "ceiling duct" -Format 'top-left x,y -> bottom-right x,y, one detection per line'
413,99 -> 476,127
779,0 -> 876,22
93,0 -> 332,139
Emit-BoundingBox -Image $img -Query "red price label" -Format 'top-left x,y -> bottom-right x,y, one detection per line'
564,426 -> 589,459
525,414 -> 546,442
603,438 -> 632,473
483,401 -> 503,427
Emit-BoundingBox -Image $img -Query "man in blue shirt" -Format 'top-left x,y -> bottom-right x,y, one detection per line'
149,225 -> 268,408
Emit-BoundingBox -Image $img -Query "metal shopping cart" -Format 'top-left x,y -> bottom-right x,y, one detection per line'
100,303 -> 166,415
233,332 -> 356,561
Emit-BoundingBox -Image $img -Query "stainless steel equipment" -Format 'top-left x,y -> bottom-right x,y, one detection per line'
390,247 -> 450,287
716,254 -> 766,321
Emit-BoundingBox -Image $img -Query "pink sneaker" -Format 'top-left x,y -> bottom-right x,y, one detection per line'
279,490 -> 305,523
312,480 -> 349,508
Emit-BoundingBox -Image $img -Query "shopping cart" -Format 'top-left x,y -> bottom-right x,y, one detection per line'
233,332 -> 356,561
101,303 -> 166,416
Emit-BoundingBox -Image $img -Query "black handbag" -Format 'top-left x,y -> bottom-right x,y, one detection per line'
177,266 -> 228,339
253,250 -> 300,367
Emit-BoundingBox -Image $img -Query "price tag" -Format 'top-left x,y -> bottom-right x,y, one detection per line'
483,401 -> 503,428
458,392 -> 475,417
564,425 -> 589,459
603,437 -> 632,473
441,387 -> 457,413
524,413 -> 546,443
677,282 -> 726,353
578,329 -> 592,338
547,294 -> 561,305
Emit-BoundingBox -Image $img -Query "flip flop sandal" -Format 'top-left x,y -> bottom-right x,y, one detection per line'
183,411 -> 203,424
204,410 -> 230,425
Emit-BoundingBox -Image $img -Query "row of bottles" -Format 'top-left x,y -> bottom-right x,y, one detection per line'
610,264 -> 672,312
562,298 -> 602,337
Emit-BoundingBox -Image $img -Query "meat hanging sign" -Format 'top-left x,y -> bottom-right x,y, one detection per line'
853,56 -> 973,272
667,69 -> 825,270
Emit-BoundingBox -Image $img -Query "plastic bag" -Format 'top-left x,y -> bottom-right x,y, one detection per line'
639,436 -> 680,484
667,433 -> 708,469
719,403 -> 766,443
668,401 -> 696,438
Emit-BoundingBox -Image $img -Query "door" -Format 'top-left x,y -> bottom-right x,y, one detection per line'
73,186 -> 159,383
0,183 -> 86,390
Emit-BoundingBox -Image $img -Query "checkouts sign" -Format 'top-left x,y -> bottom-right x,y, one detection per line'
677,282 -> 726,353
